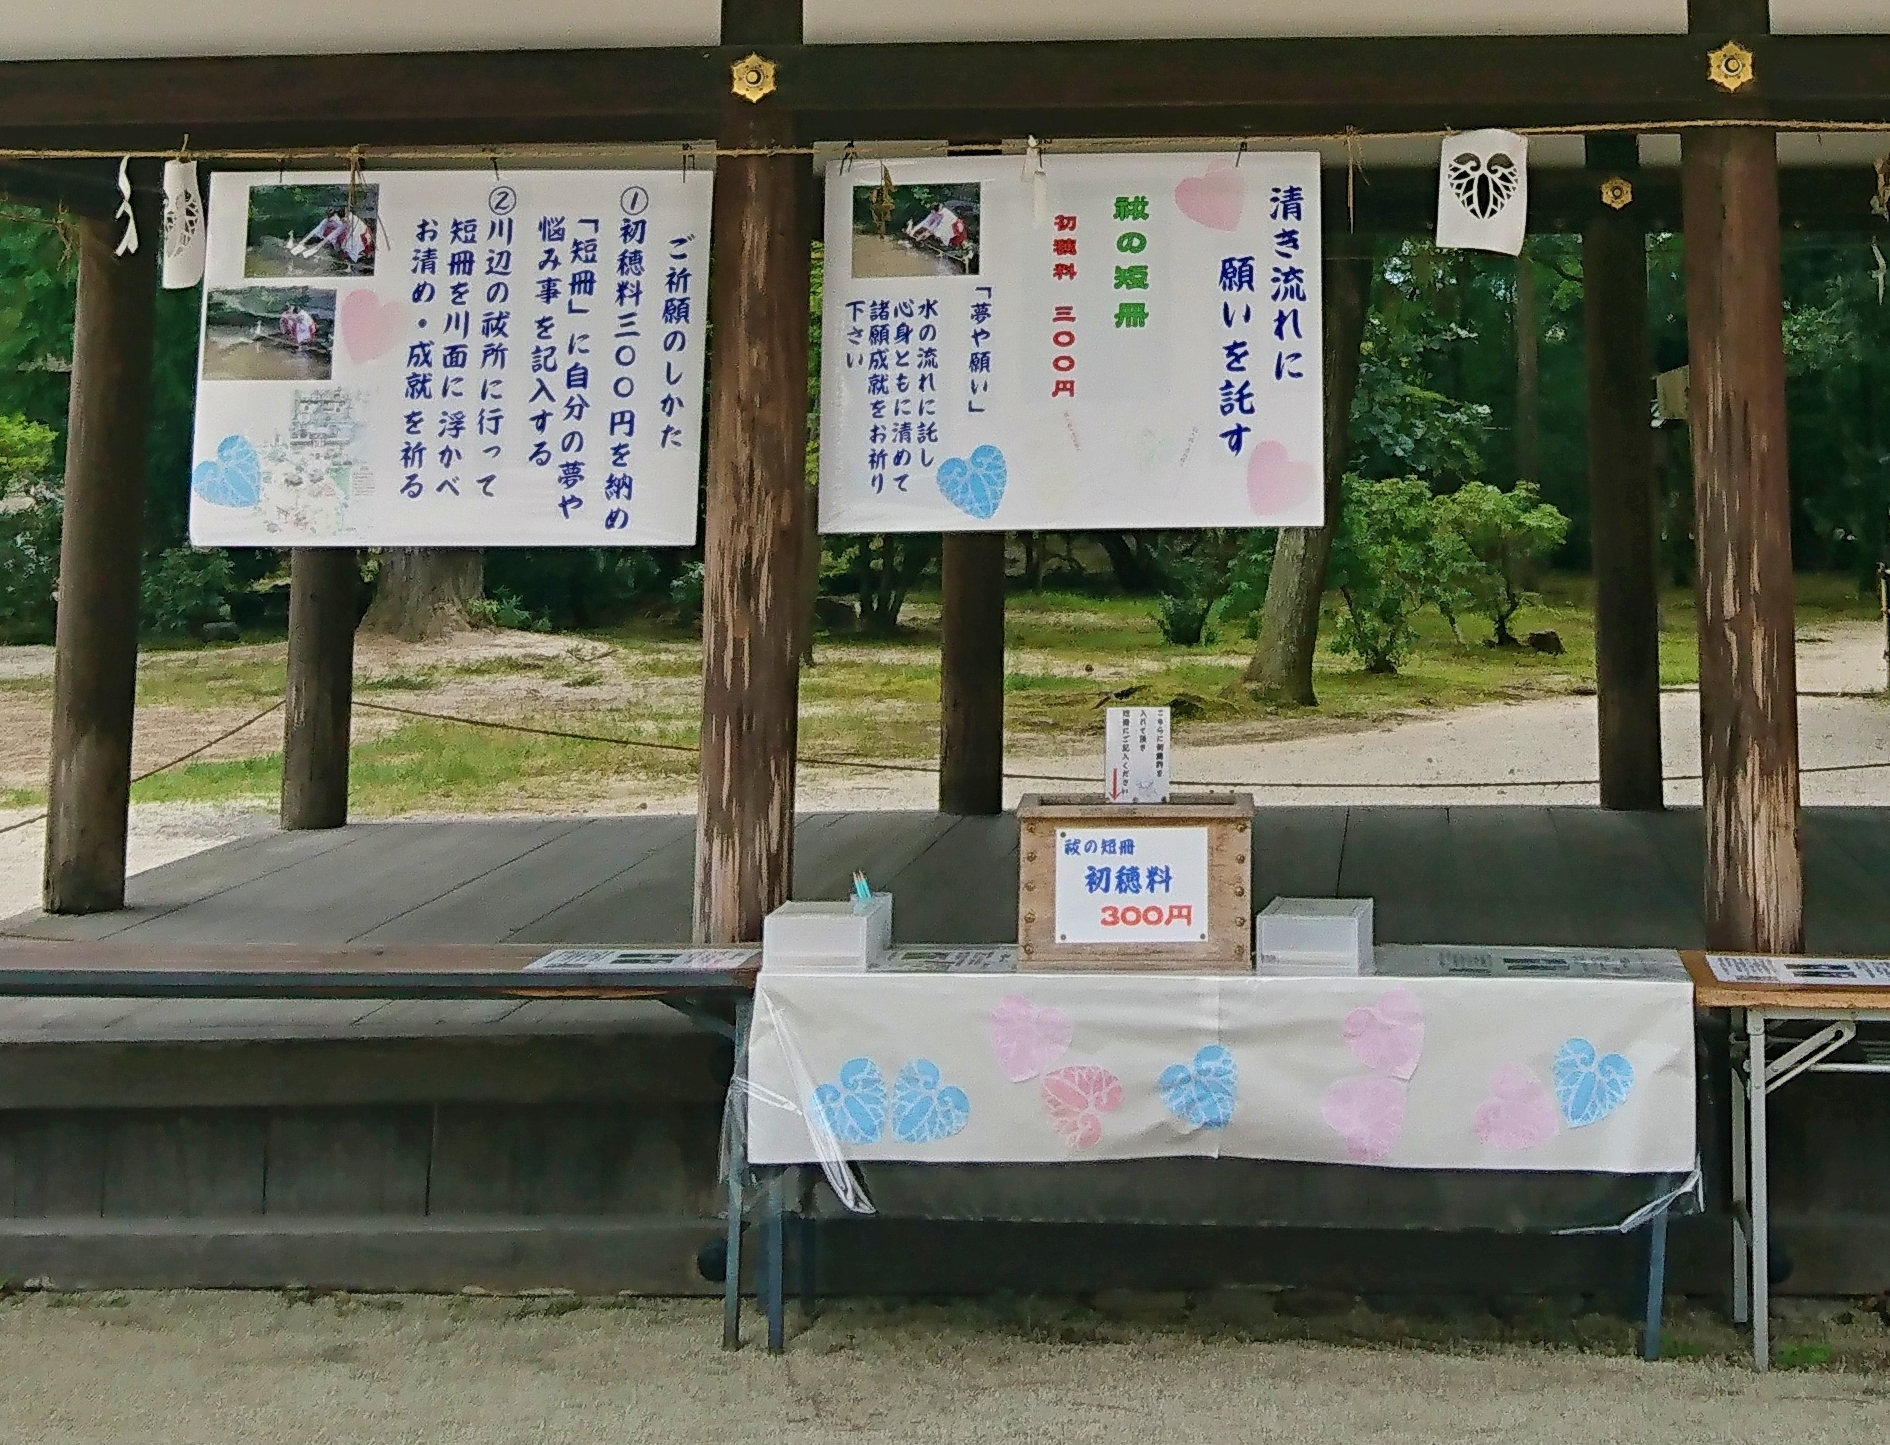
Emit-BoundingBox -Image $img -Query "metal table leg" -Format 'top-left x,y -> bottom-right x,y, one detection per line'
764,1166 -> 786,1354
722,995 -> 753,1351
1730,1010 -> 1749,1326
1642,1204 -> 1669,1361
1748,1010 -> 1770,1372
798,1166 -> 819,1323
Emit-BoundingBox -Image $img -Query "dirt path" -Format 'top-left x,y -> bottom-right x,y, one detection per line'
0,1292 -> 1881,1445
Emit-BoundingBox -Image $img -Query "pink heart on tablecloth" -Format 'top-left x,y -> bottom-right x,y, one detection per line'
1321,1074 -> 1408,1163
1342,988 -> 1425,1081
340,288 -> 406,363
1173,162 -> 1244,232
1474,1062 -> 1560,1150
1247,440 -> 1321,517
1041,1065 -> 1123,1150
988,994 -> 1075,1083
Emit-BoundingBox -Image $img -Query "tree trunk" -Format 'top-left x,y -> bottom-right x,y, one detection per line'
360,547 -> 483,641
1515,240 -> 1540,483
1022,532 -> 1043,591
1244,241 -> 1374,702
43,195 -> 159,915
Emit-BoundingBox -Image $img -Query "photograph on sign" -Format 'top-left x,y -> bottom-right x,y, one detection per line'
190,169 -> 712,547
819,151 -> 1325,534
1054,826 -> 1210,945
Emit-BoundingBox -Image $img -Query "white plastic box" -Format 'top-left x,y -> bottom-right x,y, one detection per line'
1255,897 -> 1374,975
761,894 -> 894,973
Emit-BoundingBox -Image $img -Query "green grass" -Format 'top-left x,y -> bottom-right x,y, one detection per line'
70,571 -> 1890,815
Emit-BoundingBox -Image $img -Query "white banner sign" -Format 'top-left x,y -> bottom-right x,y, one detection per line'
1054,826 -> 1209,944
190,169 -> 711,546
819,152 -> 1325,533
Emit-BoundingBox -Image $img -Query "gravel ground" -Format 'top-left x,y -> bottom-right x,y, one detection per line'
0,1291 -> 1885,1445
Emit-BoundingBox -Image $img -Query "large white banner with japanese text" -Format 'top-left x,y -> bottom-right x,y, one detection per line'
818,151 -> 1324,533
190,169 -> 711,546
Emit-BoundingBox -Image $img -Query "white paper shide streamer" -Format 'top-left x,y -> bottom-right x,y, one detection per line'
161,160 -> 206,290
1435,129 -> 1529,256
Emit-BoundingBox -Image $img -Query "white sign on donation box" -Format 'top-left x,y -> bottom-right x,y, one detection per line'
819,150 -> 1325,533
190,169 -> 712,547
1054,827 -> 1210,945
1105,706 -> 1170,803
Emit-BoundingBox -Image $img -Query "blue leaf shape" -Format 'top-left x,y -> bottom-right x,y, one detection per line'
891,1058 -> 972,1144
811,1056 -> 887,1145
1159,1044 -> 1239,1130
936,444 -> 1007,520
1552,1038 -> 1635,1128
192,435 -> 262,509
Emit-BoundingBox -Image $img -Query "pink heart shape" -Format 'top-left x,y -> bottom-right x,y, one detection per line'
1173,162 -> 1244,232
1247,440 -> 1321,516
988,995 -> 1075,1083
339,288 -> 407,364
1474,1062 -> 1560,1150
1041,1065 -> 1122,1150
1321,1074 -> 1408,1163
1342,988 -> 1425,1081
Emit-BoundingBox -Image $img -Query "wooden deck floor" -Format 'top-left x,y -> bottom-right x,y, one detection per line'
5,805 -> 1888,957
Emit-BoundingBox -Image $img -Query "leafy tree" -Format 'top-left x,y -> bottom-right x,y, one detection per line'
1327,476 -> 1454,675
1433,480 -> 1572,645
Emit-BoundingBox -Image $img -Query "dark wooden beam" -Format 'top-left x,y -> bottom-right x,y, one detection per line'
1683,125 -> 1803,953
281,548 -> 358,831
43,185 -> 159,915
1584,137 -> 1665,813
0,35 -> 1884,150
938,533 -> 1006,817
694,1 -> 811,949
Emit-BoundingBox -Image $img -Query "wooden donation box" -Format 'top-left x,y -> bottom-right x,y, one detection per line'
1016,793 -> 1254,972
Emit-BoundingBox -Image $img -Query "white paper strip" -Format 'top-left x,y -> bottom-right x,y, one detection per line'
161,160 -> 207,290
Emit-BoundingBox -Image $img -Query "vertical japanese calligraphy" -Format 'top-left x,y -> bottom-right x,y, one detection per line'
821,152 -> 1322,534
191,170 -> 711,546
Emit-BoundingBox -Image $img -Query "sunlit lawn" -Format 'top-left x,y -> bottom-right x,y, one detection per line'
10,571 -> 1872,816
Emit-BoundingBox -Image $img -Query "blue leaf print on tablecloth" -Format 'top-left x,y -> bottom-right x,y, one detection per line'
811,1057 -> 887,1145
891,1058 -> 972,1144
1159,1044 -> 1239,1129
936,445 -> 1007,520
1552,1038 -> 1634,1128
191,435 -> 262,509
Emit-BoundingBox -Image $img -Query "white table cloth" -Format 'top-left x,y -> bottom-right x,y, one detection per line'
746,946 -> 1696,1175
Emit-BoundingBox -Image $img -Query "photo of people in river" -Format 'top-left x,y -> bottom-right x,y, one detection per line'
852,181 -> 981,278
244,184 -> 379,278
202,287 -> 336,382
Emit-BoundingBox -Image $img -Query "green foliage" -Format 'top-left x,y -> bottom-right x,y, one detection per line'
1433,480 -> 1572,645
463,589 -> 551,633
0,489 -> 62,642
668,560 -> 705,626
483,548 -> 665,630
1145,530 -> 1245,645
0,414 -> 55,495
140,546 -> 236,637
826,533 -> 939,635
1217,530 -> 1278,638
1328,476 -> 1458,675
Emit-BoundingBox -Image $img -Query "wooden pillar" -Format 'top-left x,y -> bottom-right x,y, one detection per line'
1681,121 -> 1803,952
938,533 -> 1006,815
281,548 -> 357,830
43,199 -> 159,915
694,0 -> 812,944
1584,135 -> 1664,811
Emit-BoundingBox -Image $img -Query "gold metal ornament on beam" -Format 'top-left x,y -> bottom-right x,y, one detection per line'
1707,40 -> 1757,93
1600,176 -> 1634,211
731,53 -> 778,103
